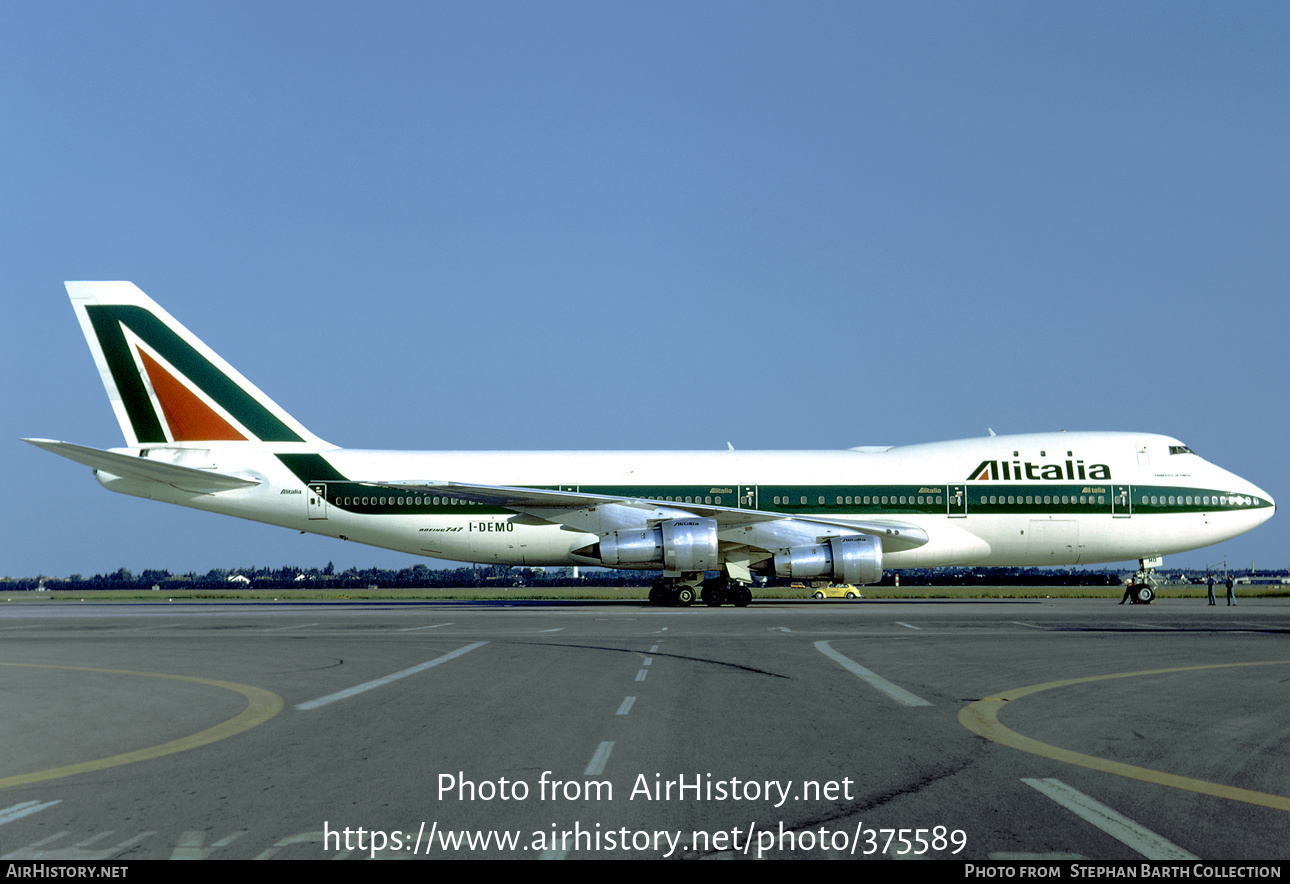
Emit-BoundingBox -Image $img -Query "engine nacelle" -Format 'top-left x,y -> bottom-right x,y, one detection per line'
773,534 -> 883,585
598,517 -> 718,572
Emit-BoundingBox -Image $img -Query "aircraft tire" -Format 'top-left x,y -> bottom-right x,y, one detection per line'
1132,584 -> 1154,604
677,587 -> 695,606
734,587 -> 751,607
704,588 -> 723,607
649,582 -> 667,606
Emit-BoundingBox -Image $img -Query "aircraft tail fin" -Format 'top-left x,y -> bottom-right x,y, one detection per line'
65,281 -> 331,448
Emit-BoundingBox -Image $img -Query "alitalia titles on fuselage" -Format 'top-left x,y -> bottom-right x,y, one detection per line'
967,457 -> 1111,482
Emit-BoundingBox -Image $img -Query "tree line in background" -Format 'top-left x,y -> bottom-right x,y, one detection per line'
3,563 -> 645,591
1,563 -> 1136,591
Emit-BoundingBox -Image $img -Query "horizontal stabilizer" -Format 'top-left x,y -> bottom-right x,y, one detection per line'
24,439 -> 260,493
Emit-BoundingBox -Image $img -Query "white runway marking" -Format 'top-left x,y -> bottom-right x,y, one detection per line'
4,830 -> 154,860
616,697 -> 635,715
635,669 -> 648,681
535,627 -> 565,633
1022,778 -> 1198,860
398,623 -> 453,632
171,830 -> 245,859
0,800 -> 61,825
585,741 -> 614,775
895,621 -> 920,630
296,642 -> 488,710
814,641 -> 933,706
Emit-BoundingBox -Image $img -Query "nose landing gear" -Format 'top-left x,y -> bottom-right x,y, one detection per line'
1120,557 -> 1161,605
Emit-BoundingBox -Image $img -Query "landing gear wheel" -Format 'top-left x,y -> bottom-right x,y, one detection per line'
649,582 -> 667,606
701,576 -> 728,607
734,587 -> 751,607
1126,557 -> 1161,605
676,586 -> 695,606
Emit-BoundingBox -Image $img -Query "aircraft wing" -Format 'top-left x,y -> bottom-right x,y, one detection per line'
24,439 -> 261,493
368,479 -> 929,553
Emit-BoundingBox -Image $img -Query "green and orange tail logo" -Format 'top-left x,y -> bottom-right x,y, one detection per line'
67,281 -> 329,448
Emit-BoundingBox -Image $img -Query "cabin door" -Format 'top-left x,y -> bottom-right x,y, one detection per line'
1111,484 -> 1132,519
946,484 -> 967,518
308,483 -> 328,520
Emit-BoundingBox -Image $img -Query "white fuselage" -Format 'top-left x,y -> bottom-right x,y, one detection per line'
95,431 -> 1275,572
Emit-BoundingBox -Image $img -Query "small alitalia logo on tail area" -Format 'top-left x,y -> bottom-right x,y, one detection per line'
967,458 -> 1111,481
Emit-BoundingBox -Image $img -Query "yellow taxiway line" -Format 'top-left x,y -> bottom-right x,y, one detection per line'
959,660 -> 1290,812
0,662 -> 283,790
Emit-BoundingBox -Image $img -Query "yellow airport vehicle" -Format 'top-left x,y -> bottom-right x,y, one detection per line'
811,584 -> 863,599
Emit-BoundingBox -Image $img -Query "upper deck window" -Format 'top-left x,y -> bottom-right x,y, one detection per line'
1169,445 -> 1195,455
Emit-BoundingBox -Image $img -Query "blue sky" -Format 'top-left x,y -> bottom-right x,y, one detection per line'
5,2 -> 1286,577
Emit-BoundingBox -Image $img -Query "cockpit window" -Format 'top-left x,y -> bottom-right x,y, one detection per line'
1169,445 -> 1195,455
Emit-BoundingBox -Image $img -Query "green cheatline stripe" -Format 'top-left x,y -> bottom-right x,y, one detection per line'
277,453 -> 349,482
275,454 -> 512,515
273,456 -> 1268,519
86,304 -> 304,443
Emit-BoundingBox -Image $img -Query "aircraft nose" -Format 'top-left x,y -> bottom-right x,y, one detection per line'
1236,477 -> 1275,524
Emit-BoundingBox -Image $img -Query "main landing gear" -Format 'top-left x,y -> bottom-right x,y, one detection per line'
649,574 -> 752,607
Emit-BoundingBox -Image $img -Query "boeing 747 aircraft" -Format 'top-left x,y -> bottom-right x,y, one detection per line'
27,282 -> 1275,605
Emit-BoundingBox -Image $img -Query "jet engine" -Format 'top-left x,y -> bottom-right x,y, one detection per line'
598,517 -> 718,572
773,534 -> 883,585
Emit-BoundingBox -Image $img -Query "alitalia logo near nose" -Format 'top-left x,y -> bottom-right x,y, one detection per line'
967,457 -> 1111,481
